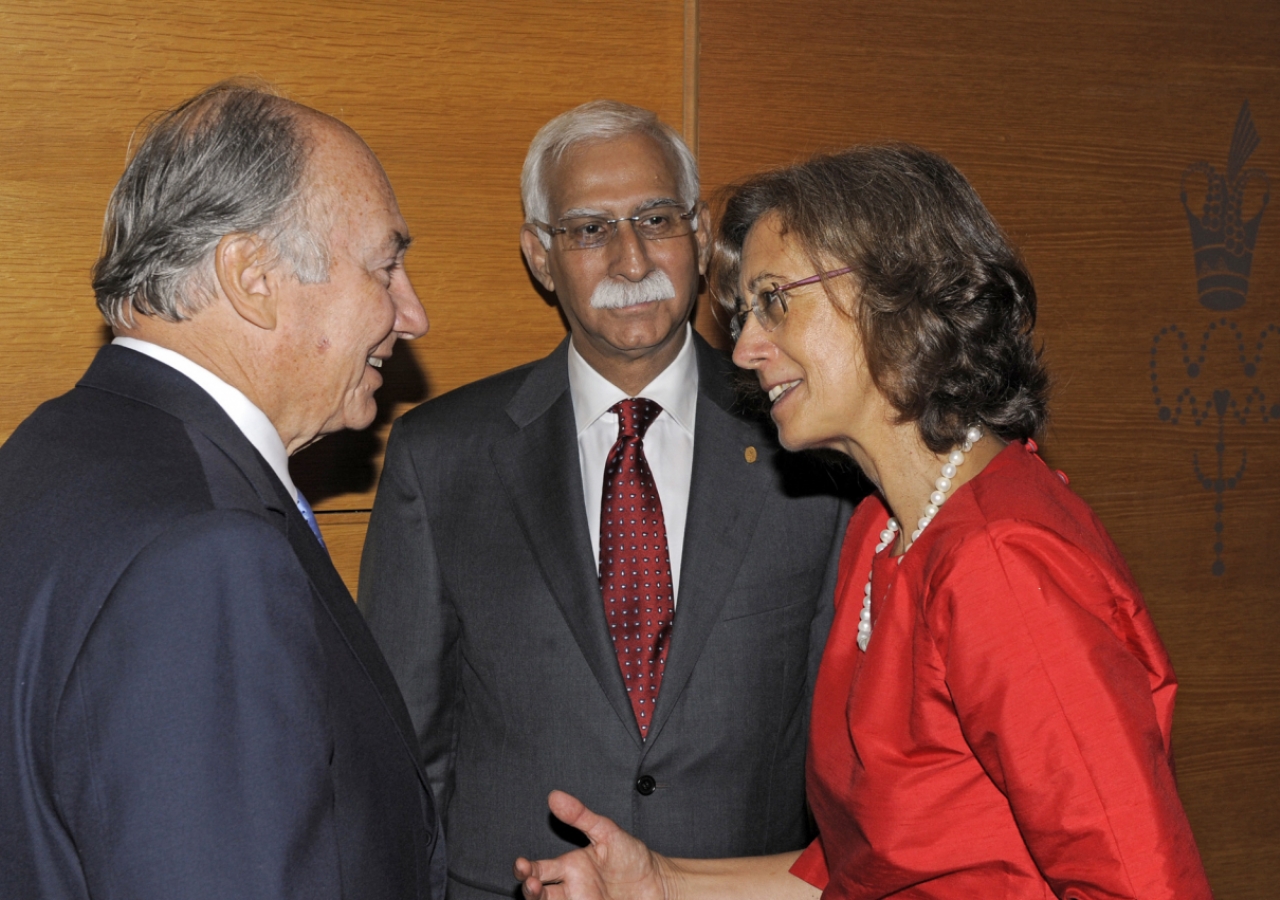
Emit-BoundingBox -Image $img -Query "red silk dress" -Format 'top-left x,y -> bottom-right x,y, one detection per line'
791,441 -> 1213,899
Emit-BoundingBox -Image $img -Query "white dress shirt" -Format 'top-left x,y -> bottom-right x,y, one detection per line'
569,325 -> 698,603
112,337 -> 299,502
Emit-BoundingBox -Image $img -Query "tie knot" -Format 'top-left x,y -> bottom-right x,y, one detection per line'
611,397 -> 663,441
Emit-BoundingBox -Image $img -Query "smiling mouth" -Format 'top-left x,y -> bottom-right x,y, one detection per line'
768,380 -> 800,403
367,357 -> 383,368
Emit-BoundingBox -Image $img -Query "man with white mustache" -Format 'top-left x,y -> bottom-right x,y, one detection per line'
359,100 -> 853,900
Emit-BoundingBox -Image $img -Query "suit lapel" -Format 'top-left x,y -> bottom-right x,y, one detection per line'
268,473 -> 433,789
81,345 -> 432,790
646,337 -> 775,747
490,341 -> 641,746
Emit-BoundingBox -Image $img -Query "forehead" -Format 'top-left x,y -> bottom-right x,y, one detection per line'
308,123 -> 407,251
548,133 -> 680,215
740,212 -> 809,285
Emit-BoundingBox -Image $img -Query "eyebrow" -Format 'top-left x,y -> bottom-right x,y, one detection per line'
745,271 -> 787,292
636,197 -> 683,212
393,231 -> 413,254
558,197 -> 684,220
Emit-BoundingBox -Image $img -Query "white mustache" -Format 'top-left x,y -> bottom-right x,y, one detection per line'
590,270 -> 677,310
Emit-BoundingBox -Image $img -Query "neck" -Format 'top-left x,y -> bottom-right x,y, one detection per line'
868,426 -> 1005,555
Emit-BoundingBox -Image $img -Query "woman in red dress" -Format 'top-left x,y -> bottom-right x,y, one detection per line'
516,145 -> 1213,900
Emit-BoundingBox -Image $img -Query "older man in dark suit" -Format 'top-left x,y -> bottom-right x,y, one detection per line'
359,101 -> 851,900
0,83 -> 441,899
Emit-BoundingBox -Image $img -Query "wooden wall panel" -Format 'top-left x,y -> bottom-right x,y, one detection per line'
7,4 -> 1273,889
697,2 -> 1279,896
0,1 -> 686,592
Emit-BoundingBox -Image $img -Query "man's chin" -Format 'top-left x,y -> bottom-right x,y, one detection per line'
349,405 -> 379,432
334,396 -> 379,435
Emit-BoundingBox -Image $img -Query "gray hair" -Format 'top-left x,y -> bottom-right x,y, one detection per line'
92,81 -> 330,329
520,100 -> 700,248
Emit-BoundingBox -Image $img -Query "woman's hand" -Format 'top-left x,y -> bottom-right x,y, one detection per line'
514,791 -> 816,900
513,791 -> 674,900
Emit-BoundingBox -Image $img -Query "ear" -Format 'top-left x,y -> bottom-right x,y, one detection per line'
693,203 -> 712,276
520,224 -> 556,293
214,233 -> 279,330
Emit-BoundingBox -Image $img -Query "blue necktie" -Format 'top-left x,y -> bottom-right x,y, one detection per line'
295,491 -> 327,549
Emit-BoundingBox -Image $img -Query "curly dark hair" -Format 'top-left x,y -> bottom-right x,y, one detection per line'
711,144 -> 1049,453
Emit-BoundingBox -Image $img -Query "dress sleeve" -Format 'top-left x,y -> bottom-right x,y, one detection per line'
927,524 -> 1212,900
788,503 -> 878,894
790,834 -> 831,890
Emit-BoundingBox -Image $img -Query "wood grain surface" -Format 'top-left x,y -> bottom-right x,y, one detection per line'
3,2 -> 1275,892
0,0 -> 686,588
697,1 -> 1279,896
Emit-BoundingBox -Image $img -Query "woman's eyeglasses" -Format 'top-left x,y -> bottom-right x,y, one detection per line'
730,267 -> 854,341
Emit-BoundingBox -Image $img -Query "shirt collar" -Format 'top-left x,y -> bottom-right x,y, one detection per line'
567,324 -> 699,436
112,336 -> 298,501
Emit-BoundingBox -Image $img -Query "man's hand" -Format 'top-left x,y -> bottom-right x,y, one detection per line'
513,791 -> 673,900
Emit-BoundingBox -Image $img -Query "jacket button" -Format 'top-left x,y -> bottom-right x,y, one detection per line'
635,775 -> 657,796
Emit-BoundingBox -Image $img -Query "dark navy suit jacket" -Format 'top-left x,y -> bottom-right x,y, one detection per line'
0,345 -> 443,899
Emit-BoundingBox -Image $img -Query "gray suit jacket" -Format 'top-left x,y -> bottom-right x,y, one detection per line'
360,334 -> 851,898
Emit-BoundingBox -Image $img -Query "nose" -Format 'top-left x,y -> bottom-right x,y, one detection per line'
606,219 -> 654,281
393,269 -> 429,340
731,310 -> 773,372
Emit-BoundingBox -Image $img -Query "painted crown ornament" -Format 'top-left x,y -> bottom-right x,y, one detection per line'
1154,99 -> 1277,576
1181,100 -> 1271,311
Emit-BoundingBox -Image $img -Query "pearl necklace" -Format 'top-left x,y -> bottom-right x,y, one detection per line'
857,425 -> 983,652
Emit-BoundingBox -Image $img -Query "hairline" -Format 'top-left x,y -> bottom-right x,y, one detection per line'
520,101 -> 700,247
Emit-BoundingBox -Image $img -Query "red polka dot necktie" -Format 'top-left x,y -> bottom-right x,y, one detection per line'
599,398 -> 675,740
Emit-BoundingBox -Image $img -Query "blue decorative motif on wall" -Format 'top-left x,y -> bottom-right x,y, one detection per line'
1152,101 -> 1274,576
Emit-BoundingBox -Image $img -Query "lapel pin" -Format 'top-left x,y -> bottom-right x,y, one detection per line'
744,446 -> 758,463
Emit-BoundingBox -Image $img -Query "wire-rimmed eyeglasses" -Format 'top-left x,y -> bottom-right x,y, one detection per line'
535,204 -> 698,251
730,267 -> 854,341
